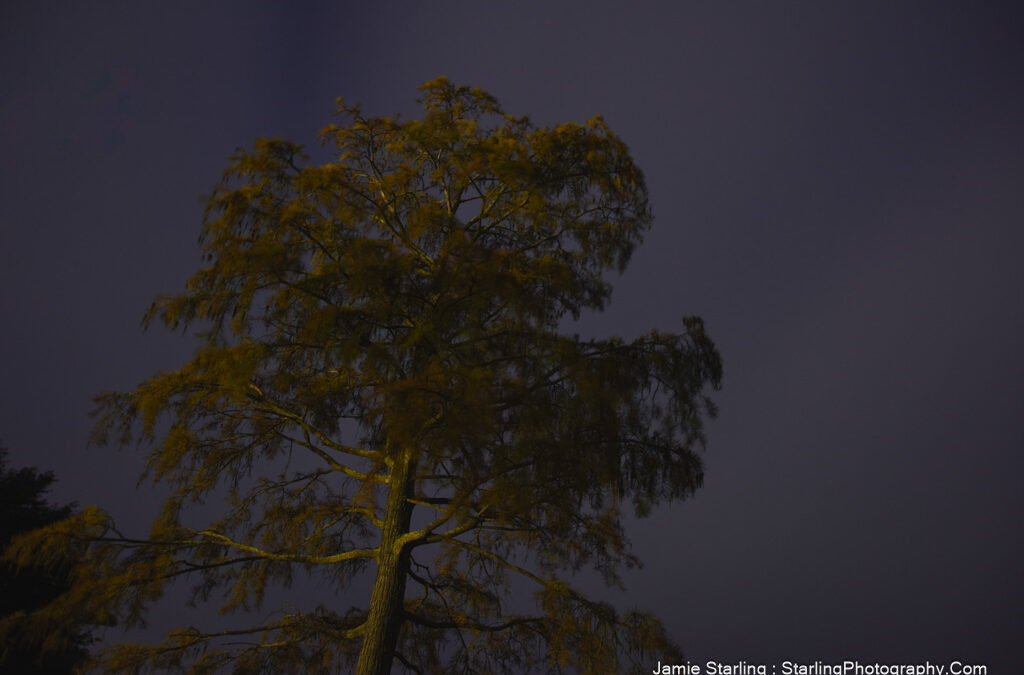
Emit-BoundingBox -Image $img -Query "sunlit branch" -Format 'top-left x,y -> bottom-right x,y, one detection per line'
192,529 -> 377,565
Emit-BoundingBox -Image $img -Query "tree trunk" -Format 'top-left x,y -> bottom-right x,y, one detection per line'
355,449 -> 415,675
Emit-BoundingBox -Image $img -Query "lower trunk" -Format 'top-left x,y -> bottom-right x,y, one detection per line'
355,450 -> 415,675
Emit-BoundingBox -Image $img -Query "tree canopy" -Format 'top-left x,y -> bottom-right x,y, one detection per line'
0,446 -> 92,673
5,78 -> 721,674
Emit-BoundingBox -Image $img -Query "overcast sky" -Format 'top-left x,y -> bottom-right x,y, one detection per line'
2,2 -> 1022,671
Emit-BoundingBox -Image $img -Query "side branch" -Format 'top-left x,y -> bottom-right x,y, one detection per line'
247,384 -> 385,471
192,529 -> 378,565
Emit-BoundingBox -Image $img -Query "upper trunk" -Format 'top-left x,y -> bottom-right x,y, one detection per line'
354,449 -> 416,675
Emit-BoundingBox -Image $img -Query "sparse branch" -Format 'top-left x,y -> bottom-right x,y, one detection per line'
404,611 -> 543,634
420,535 -> 547,588
247,383 -> 384,468
393,650 -> 425,675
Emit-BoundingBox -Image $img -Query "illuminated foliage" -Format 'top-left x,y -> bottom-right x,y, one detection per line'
5,79 -> 721,674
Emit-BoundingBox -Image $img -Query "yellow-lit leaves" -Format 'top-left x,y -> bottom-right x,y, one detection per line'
71,79 -> 720,674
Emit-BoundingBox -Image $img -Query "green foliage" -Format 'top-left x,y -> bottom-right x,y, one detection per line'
11,78 -> 721,674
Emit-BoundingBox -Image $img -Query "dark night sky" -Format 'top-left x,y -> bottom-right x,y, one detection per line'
2,2 -> 1022,670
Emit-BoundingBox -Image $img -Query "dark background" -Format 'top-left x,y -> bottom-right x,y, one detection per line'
2,2 -> 1022,670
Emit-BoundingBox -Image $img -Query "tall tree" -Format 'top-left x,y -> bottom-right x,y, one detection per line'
6,79 -> 721,674
0,447 -> 91,673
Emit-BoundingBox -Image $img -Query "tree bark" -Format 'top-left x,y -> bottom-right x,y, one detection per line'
355,449 -> 415,675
